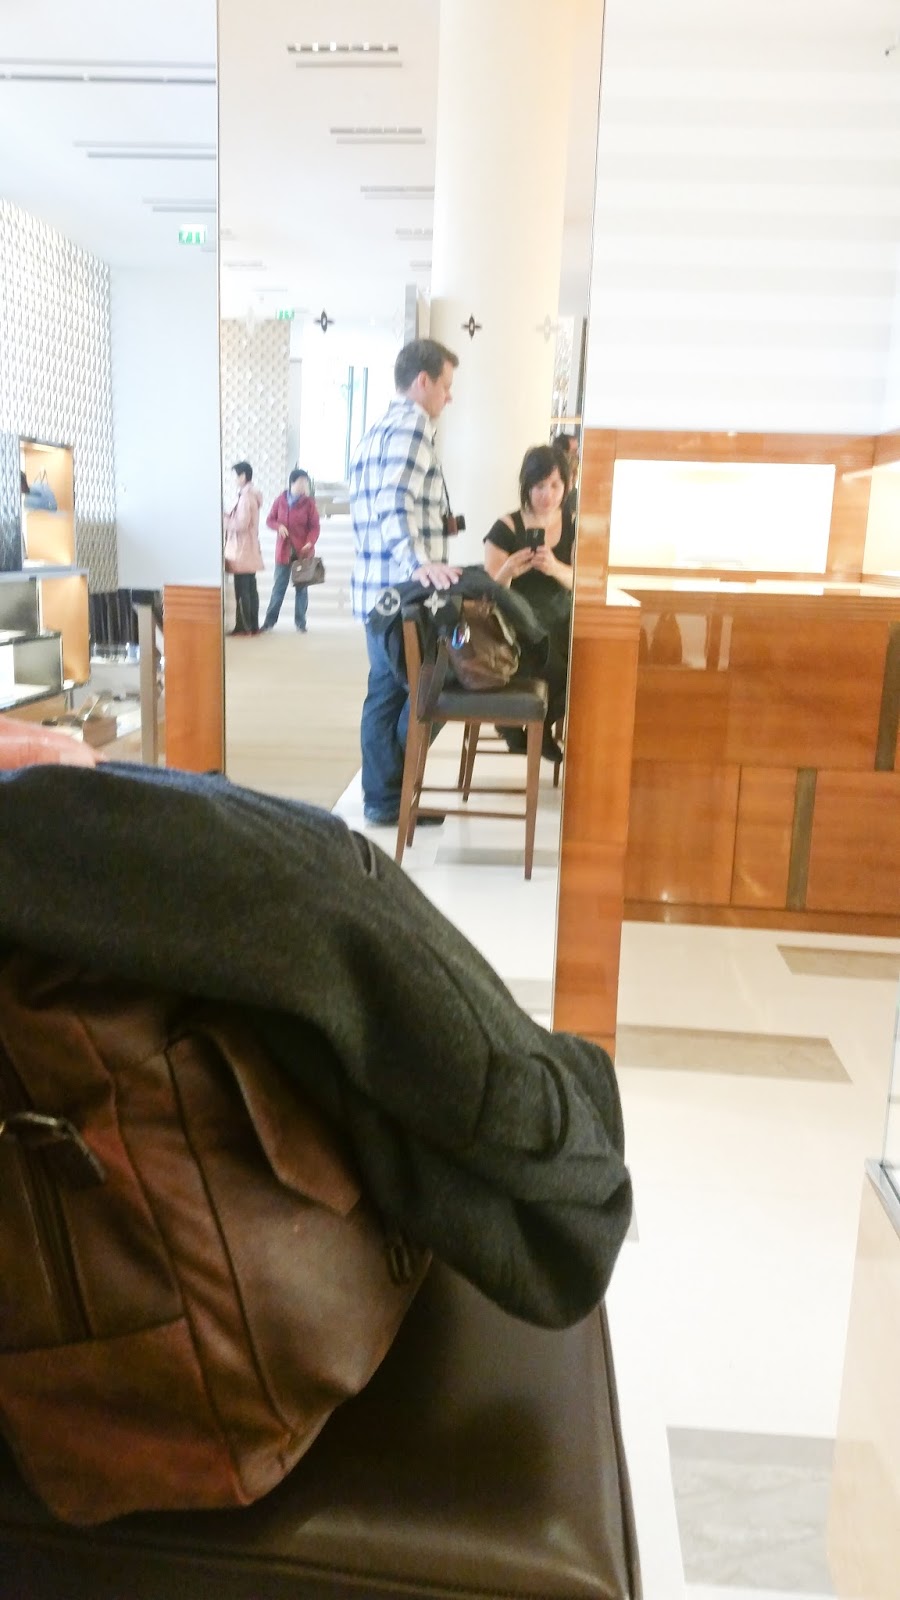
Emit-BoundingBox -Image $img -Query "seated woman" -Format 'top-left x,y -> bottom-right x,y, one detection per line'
484,444 -> 574,764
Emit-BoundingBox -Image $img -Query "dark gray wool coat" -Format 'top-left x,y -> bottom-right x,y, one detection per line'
0,763 -> 632,1328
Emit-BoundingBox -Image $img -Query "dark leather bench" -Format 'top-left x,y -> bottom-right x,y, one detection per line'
0,1264 -> 641,1599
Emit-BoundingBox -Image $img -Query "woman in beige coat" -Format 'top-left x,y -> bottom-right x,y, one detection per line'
223,460 -> 264,634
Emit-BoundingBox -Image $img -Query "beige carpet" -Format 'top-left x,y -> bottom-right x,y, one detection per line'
224,620 -> 369,809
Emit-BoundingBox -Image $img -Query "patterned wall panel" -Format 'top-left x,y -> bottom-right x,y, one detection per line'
219,319 -> 291,513
0,431 -> 20,571
0,201 -> 117,590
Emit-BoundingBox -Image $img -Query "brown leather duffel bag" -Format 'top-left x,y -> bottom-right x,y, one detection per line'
0,950 -> 428,1526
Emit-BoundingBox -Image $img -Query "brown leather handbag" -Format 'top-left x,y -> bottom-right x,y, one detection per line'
446,598 -> 520,692
0,950 -> 427,1526
290,553 -> 326,587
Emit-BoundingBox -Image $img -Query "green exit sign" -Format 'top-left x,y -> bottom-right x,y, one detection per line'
178,226 -> 207,246
276,308 -> 295,321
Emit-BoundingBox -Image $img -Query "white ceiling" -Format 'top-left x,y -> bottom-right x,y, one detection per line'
218,0 -> 441,323
0,0 -> 217,269
0,0 -> 603,328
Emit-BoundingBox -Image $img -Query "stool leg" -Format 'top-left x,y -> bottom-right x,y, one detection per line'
396,718 -> 426,865
406,719 -> 431,846
457,722 -> 472,790
462,720 -> 480,801
524,720 -> 541,879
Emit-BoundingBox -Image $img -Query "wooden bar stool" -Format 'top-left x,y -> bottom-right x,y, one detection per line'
396,612 -> 549,879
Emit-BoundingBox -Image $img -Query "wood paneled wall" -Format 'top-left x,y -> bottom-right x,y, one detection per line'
163,585 -> 224,773
552,592 -> 640,1052
553,427 -> 900,1051
586,427 -> 880,581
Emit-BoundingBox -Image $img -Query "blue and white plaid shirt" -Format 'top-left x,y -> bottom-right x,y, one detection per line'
349,395 -> 449,620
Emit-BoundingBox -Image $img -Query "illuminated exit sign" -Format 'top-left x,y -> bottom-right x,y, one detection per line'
276,308 -> 295,321
178,226 -> 207,246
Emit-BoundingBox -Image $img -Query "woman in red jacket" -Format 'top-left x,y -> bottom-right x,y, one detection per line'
261,469 -> 321,633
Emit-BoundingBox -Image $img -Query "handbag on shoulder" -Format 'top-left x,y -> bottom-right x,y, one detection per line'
0,950 -> 428,1525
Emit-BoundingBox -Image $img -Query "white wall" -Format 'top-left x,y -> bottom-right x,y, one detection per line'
111,258 -> 222,588
584,0 -> 900,434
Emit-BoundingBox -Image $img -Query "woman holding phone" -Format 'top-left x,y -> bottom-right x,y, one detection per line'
483,444 -> 575,763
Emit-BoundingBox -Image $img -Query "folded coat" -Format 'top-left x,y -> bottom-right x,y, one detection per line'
0,764 -> 632,1328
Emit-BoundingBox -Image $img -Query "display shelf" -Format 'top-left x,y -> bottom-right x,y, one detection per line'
1,565 -> 88,583
21,507 -> 75,568
0,439 -> 90,712
0,682 -> 59,713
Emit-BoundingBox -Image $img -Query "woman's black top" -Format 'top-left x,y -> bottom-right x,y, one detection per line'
484,507 -> 575,628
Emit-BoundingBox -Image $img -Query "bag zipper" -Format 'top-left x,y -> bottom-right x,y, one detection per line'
0,1040 -> 92,1343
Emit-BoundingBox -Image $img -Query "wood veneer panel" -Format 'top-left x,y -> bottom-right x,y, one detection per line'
624,901 -> 900,936
40,574 -> 89,685
874,430 -> 900,469
731,768 -> 796,909
624,761 -> 741,906
613,430 -> 872,467
573,430 -> 616,602
806,772 -> 900,915
163,584 -> 224,773
726,616 -> 887,770
827,438 -> 875,580
632,667 -> 730,763
553,592 -> 640,1045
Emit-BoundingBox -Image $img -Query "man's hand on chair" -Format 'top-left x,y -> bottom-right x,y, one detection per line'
412,563 -> 462,591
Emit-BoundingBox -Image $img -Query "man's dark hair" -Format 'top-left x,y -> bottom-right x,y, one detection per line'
232,461 -> 253,482
289,468 -> 310,489
552,436 -> 572,485
394,338 -> 459,392
519,444 -> 565,510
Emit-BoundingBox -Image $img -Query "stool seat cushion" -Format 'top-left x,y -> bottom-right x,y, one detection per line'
435,676 -> 549,723
0,1264 -> 639,1600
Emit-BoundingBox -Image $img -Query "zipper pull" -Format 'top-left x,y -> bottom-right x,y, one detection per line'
383,1227 -> 424,1286
0,1112 -> 106,1188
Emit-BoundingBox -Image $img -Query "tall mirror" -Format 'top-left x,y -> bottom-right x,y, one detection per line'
219,0 -> 606,1016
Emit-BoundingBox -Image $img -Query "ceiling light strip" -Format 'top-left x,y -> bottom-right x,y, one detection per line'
330,126 -> 422,135
287,43 -> 399,55
1,71 -> 215,85
86,151 -> 216,160
0,57 -> 214,68
293,61 -> 401,70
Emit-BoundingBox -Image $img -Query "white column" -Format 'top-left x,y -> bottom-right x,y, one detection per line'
429,0 -> 576,562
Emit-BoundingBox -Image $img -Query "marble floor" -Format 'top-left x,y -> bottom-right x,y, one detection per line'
333,746 -> 900,1600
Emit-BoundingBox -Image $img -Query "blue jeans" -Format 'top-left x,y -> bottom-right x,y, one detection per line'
263,562 -> 308,630
361,623 -> 410,818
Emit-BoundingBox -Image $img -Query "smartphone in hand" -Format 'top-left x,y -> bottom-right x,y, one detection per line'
520,527 -> 545,551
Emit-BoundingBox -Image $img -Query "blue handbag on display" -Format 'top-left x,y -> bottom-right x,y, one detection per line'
22,472 -> 57,513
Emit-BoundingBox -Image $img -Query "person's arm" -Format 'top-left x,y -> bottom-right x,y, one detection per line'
305,498 -> 321,549
531,544 -> 575,590
484,519 -> 535,588
266,497 -> 283,532
0,715 -> 97,770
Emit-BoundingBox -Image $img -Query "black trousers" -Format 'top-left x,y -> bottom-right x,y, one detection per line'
233,574 -> 259,634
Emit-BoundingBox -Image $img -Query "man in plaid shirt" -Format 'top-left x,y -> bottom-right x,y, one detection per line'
350,338 -> 461,826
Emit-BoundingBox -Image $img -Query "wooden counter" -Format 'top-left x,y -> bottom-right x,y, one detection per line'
616,577 -> 900,932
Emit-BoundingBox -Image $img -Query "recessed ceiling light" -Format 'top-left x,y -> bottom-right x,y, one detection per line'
331,126 -> 422,136
361,185 -> 434,199
287,42 -> 398,55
